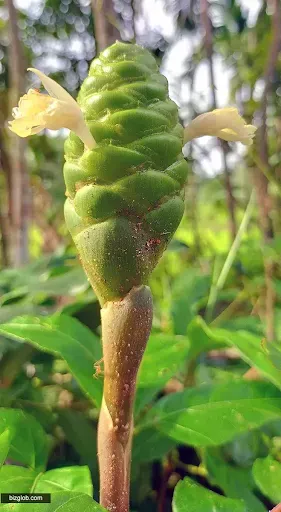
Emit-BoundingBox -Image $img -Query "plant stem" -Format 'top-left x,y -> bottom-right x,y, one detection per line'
200,0 -> 237,241
271,505 -> 281,512
98,285 -> 153,512
205,191 -> 255,322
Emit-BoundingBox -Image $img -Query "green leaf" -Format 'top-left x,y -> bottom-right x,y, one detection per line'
266,342 -> 281,373
1,492 -> 107,511
35,466 -> 93,495
0,429 -> 12,467
137,334 -> 189,387
134,386 -> 160,418
1,266 -> 89,299
132,427 -> 177,463
172,477 -> 246,512
253,456 -> 281,503
220,315 -> 263,336
171,272 -> 210,335
186,316 -> 226,361
135,333 -> 189,417
210,380 -> 281,402
0,467 -> 38,493
0,315 -> 103,406
138,387 -> 281,446
199,318 -> 281,389
0,409 -> 48,470
57,410 -> 98,476
205,448 -> 267,512
0,465 -> 93,496
223,429 -> 268,468
0,304 -> 45,324
134,386 -> 212,459
27,266 -> 89,297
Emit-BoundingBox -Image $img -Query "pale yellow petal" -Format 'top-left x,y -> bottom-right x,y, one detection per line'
9,114 -> 46,137
245,125 -> 257,135
183,107 -> 256,145
184,108 -> 243,141
14,90 -> 54,118
216,128 -> 245,142
9,70 -> 96,149
28,68 -> 78,107
217,124 -> 257,145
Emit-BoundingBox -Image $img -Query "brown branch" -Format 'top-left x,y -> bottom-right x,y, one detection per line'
0,204 -> 9,267
200,0 -> 237,241
255,0 -> 281,240
157,456 -> 173,512
5,0 -> 31,266
256,0 -> 281,341
0,131 -> 11,266
91,0 -> 120,53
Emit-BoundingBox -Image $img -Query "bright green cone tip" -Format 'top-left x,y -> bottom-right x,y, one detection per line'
63,41 -> 189,304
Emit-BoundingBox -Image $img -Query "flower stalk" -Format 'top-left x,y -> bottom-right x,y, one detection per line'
98,286 -> 153,511
8,41 -> 257,512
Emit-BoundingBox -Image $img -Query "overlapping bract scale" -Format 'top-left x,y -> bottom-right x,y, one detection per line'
64,42 -> 189,303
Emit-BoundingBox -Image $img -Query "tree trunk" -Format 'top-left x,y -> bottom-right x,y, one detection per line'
5,0 -> 30,266
256,0 -> 281,341
91,0 -> 120,53
0,131 -> 11,266
200,0 -> 237,241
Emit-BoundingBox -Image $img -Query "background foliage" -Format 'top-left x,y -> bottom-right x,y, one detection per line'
1,0 -> 281,510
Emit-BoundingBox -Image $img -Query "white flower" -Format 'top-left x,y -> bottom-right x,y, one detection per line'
184,107 -> 257,146
9,68 -> 96,149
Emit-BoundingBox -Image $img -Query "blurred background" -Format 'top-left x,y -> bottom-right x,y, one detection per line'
1,0 -> 280,334
0,0 -> 278,270
1,1 -> 281,511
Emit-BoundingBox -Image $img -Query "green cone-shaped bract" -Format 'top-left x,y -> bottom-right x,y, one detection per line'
64,42 -> 188,304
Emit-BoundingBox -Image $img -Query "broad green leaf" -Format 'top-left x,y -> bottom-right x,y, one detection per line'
205,448 -> 267,512
0,465 -> 93,496
0,315 -> 103,406
0,409 -> 48,470
0,266 -> 89,299
0,304 -> 45,324
253,456 -> 281,503
266,342 -> 281,372
62,298 -> 101,333
134,386 -> 160,418
138,387 -> 281,446
199,318 -> 281,389
35,466 -> 92,495
172,477 -> 246,512
135,334 -> 189,417
137,334 -> 189,387
133,386 -> 212,459
223,429 -> 268,468
131,462 -> 154,506
0,429 -> 12,467
57,410 -> 98,476
0,467 -> 37,493
220,315 -> 263,336
1,492 -> 107,511
210,380 -> 281,402
132,426 -> 177,463
171,272 -> 210,335
27,266 -> 89,296
186,316 -> 226,361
